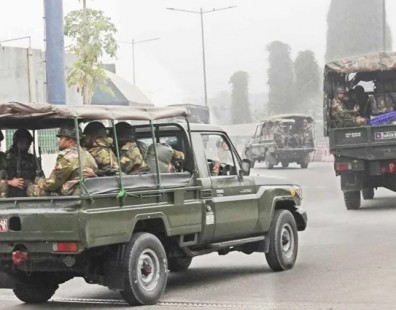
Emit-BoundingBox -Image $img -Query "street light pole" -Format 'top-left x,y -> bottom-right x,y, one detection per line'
167,6 -> 236,107
118,37 -> 160,86
383,0 -> 386,51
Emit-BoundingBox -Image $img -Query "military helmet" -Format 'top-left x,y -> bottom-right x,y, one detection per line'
115,122 -> 135,139
13,129 -> 33,143
56,125 -> 82,140
335,85 -> 346,94
83,121 -> 106,137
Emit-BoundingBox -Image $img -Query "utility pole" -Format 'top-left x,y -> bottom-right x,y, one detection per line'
118,38 -> 160,86
383,0 -> 386,51
167,6 -> 236,107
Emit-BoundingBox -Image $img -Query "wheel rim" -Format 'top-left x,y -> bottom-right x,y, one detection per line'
280,223 -> 295,259
137,249 -> 160,292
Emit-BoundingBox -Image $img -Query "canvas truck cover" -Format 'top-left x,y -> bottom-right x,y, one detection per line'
0,102 -> 189,129
325,52 -> 396,74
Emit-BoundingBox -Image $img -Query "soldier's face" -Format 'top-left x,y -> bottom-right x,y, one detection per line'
58,136 -> 74,150
16,139 -> 31,152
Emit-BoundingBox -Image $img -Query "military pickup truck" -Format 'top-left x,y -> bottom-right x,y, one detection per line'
0,102 -> 307,306
245,114 -> 315,169
324,52 -> 396,209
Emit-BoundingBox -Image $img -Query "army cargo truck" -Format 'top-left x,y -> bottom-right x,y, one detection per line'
0,102 -> 307,306
324,52 -> 396,210
245,114 -> 315,169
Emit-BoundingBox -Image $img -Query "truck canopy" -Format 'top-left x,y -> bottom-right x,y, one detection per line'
325,52 -> 396,74
0,102 -> 189,129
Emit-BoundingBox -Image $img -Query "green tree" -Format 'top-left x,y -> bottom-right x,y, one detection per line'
267,41 -> 294,114
64,9 -> 118,104
294,50 -> 321,116
229,71 -> 252,124
326,0 -> 392,62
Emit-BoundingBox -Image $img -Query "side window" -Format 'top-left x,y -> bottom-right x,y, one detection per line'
201,134 -> 240,177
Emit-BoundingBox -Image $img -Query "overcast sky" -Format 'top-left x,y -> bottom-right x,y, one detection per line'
0,0 -> 394,106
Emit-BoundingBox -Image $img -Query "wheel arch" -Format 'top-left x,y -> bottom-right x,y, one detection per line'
129,213 -> 171,241
273,198 -> 306,231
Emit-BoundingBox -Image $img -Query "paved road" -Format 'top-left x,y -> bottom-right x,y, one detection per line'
2,162 -> 396,309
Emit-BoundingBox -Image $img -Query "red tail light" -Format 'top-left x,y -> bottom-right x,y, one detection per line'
12,251 -> 29,266
53,242 -> 78,252
335,162 -> 352,171
389,163 -> 395,173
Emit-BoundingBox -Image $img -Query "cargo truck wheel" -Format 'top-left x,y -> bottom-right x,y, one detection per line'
265,209 -> 298,271
120,233 -> 168,306
344,191 -> 361,210
168,256 -> 192,272
362,188 -> 374,200
13,282 -> 58,304
265,155 -> 274,169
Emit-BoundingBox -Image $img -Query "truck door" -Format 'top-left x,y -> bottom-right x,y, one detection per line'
201,133 -> 258,241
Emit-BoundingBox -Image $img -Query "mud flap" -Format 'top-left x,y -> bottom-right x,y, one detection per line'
341,173 -> 363,191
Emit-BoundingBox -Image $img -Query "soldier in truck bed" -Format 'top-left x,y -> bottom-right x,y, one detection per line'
5,129 -> 42,197
331,86 -> 367,128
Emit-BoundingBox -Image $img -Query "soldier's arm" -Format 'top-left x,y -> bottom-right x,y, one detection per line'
38,155 -> 74,191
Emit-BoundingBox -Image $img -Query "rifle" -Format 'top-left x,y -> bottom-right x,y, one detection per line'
35,146 -> 44,178
16,146 -> 21,178
32,131 -> 44,177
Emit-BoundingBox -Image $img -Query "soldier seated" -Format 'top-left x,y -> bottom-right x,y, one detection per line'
114,122 -> 148,174
83,121 -> 119,176
27,125 -> 98,197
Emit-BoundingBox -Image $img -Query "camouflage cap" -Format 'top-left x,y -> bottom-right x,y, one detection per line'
83,121 -> 106,137
13,129 -> 33,143
56,125 -> 82,140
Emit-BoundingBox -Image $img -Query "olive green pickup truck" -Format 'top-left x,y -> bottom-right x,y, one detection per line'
0,102 -> 307,306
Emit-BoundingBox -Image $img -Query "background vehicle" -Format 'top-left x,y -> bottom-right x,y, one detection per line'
324,51 -> 396,210
244,114 -> 315,169
0,102 -> 306,306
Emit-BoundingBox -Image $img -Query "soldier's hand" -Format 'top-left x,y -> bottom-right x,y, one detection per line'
8,178 -> 26,189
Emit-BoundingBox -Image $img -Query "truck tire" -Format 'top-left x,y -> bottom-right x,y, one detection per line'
265,155 -> 274,169
120,232 -> 168,306
344,191 -> 361,210
265,209 -> 298,271
362,188 -> 374,200
300,154 -> 310,169
13,283 -> 57,304
168,256 -> 192,272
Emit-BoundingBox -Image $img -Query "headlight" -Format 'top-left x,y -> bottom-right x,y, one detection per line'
290,185 -> 302,200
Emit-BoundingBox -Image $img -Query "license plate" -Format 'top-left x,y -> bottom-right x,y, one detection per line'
0,218 -> 8,232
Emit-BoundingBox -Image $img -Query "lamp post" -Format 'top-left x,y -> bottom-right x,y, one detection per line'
383,0 -> 386,51
118,38 -> 160,86
167,6 -> 236,107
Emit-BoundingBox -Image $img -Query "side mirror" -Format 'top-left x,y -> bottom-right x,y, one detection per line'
241,159 -> 251,176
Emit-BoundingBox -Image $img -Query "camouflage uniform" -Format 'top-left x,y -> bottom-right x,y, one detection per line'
6,146 -> 41,197
119,142 -> 148,174
272,122 -> 285,148
27,146 -> 97,196
86,137 -> 119,176
331,98 -> 367,128
302,124 -> 314,147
